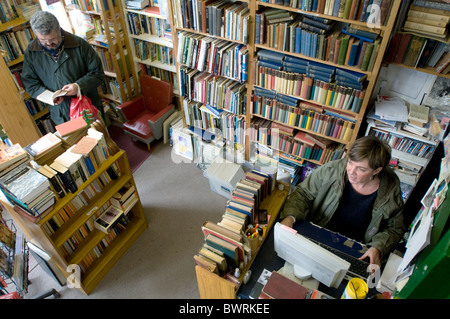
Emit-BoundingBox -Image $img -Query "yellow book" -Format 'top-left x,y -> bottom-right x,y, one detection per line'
305,111 -> 312,130
325,87 -> 333,105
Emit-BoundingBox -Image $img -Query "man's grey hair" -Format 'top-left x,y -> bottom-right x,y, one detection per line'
30,11 -> 60,35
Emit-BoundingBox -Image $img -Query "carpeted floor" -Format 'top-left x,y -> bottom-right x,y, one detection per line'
107,124 -> 156,173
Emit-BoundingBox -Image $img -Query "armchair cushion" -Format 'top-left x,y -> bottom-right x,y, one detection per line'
122,110 -> 154,140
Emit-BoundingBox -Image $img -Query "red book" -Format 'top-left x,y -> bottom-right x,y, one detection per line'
261,272 -> 309,299
55,117 -> 88,137
393,33 -> 413,64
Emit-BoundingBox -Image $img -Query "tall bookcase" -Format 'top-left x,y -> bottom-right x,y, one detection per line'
171,0 -> 402,169
0,47 -> 42,147
1,148 -> 147,295
61,0 -> 139,104
0,2 -> 47,145
121,0 -> 179,94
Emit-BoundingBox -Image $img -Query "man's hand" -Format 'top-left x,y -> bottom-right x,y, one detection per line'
61,83 -> 79,96
359,246 -> 381,267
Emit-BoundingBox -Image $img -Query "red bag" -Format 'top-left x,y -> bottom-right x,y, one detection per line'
69,95 -> 99,127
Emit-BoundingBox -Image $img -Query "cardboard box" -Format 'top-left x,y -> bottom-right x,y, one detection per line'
204,159 -> 245,199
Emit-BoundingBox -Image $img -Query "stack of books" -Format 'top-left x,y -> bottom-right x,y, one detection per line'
0,163 -> 55,222
194,168 -> 276,280
403,1 -> 450,40
0,144 -> 30,179
110,183 -> 138,214
24,132 -> 64,166
54,117 -> 89,147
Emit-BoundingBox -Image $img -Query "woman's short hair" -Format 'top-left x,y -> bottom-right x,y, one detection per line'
30,11 -> 60,35
347,135 -> 391,170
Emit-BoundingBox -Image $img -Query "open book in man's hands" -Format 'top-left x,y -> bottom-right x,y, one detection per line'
36,89 -> 68,105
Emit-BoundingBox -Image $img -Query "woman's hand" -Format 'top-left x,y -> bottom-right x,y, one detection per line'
280,216 -> 295,228
359,246 -> 381,267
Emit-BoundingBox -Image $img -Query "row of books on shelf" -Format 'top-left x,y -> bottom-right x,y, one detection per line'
221,111 -> 247,146
77,210 -> 133,276
57,183 -> 137,259
183,99 -> 223,134
126,11 -> 171,39
402,3 -> 450,40
99,76 -> 135,103
179,66 -> 247,114
177,31 -> 249,82
249,118 -> 346,163
369,127 -> 436,160
71,0 -> 105,13
256,68 -> 366,113
174,0 -> 250,43
385,32 -> 450,74
94,46 -> 122,74
257,49 -> 367,88
182,97 -> 247,145
0,26 -> 34,64
195,168 -> 276,278
133,38 -> 174,65
255,9 -> 381,72
252,88 -> 356,141
0,0 -> 19,24
259,0 -> 392,26
141,64 -> 178,87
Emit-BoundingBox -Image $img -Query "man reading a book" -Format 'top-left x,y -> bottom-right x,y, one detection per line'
279,136 -> 405,267
22,11 -> 105,125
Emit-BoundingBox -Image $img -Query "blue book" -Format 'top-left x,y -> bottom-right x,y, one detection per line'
284,55 -> 308,64
283,66 -> 307,74
295,27 -> 302,54
257,49 -> 285,63
307,61 -> 336,73
333,0 -> 342,17
336,80 -> 363,90
258,60 -> 283,70
335,68 -> 367,83
307,68 -> 334,78
347,40 -> 360,66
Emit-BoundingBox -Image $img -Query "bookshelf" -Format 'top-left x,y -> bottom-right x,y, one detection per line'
0,48 -> 42,147
0,1 -> 51,142
171,0 -> 402,175
373,1 -> 450,198
248,0 -> 401,166
122,1 -> 179,95
365,120 -> 439,198
61,0 -> 139,105
1,148 -> 148,295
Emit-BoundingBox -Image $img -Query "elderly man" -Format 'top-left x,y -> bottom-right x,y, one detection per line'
22,11 -> 104,125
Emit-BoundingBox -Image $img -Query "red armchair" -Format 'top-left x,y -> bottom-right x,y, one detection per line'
117,75 -> 175,151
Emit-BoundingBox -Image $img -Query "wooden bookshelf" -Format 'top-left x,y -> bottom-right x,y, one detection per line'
0,52 -> 41,146
171,0 -> 402,167
1,149 -> 148,295
121,1 -> 179,95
